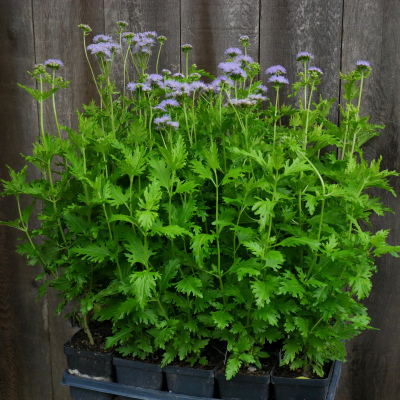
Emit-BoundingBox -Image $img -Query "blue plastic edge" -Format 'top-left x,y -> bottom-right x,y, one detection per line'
326,361 -> 342,400
62,361 -> 342,400
61,370 -> 219,400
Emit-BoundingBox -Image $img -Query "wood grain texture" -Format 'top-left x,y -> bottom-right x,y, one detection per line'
260,0 -> 343,121
31,1 -> 105,398
104,0 -> 181,88
0,1 -> 53,399
181,0 -> 259,77
337,2 -> 400,399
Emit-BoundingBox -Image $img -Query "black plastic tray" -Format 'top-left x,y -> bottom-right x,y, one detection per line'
62,361 -> 342,400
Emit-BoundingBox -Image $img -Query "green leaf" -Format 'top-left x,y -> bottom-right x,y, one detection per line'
136,210 -> 158,231
191,160 -> 214,182
152,224 -> 191,239
225,356 -> 242,380
278,236 -> 321,250
176,276 -> 203,297
211,310 -> 233,329
251,278 -> 279,307
130,270 -> 160,309
73,243 -> 111,263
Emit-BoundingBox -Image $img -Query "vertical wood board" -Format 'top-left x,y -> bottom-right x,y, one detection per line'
181,0 -> 260,78
0,1 -> 53,399
260,0 -> 343,121
337,2 -> 400,398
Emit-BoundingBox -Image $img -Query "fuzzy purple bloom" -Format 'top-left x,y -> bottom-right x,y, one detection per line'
154,114 -> 171,125
296,51 -> 314,62
308,66 -> 323,75
172,72 -> 185,79
228,98 -> 257,107
236,55 -> 254,64
218,62 -> 247,79
87,42 -> 121,60
93,34 -> 114,43
225,47 -> 243,57
239,35 -> 249,44
166,120 -> 179,130
249,94 -> 267,101
44,59 -> 64,69
255,84 -> 268,94
162,69 -> 172,75
126,82 -> 137,91
356,60 -> 371,69
265,65 -> 286,75
147,74 -> 163,83
268,75 -> 289,85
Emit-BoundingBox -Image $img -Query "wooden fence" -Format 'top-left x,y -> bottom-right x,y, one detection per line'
0,1 -> 399,399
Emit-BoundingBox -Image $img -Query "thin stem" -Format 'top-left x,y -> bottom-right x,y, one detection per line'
83,313 -> 95,345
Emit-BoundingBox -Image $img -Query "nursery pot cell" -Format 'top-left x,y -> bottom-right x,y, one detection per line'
163,363 -> 219,398
113,356 -> 166,390
272,361 -> 334,400
216,370 -> 271,400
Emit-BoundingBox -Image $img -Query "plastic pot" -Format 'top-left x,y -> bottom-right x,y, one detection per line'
271,361 -> 335,400
113,357 -> 166,400
163,362 -> 220,398
216,369 -> 272,400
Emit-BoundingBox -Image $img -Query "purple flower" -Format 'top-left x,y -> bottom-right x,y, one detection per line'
296,51 -> 314,62
236,55 -> 254,64
189,72 -> 201,80
154,114 -> 179,130
225,47 -> 243,58
154,114 -> 171,125
268,75 -> 289,85
93,34 -> 113,43
44,59 -> 64,70
78,24 -> 92,35
228,98 -> 257,107
87,42 -> 121,60
218,62 -> 247,79
249,94 -> 267,101
188,81 -> 205,92
147,74 -> 163,83
265,65 -> 286,75
255,84 -> 268,94
154,99 -> 180,111
144,31 -> 157,39
126,82 -> 137,91
181,44 -> 193,52
162,69 -> 171,76
239,35 -> 249,45
356,60 -> 371,71
308,66 -> 323,75
122,32 -> 135,43
211,75 -> 235,91
166,120 -> 179,130
172,72 -> 185,79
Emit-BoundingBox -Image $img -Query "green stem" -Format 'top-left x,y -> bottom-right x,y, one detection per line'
83,313 -> 94,345
156,43 -> 163,75
51,71 -> 61,139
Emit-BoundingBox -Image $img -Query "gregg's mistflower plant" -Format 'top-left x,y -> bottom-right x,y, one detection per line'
2,24 -> 399,383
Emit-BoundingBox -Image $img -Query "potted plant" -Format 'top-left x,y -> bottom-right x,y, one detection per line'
1,19 -> 398,400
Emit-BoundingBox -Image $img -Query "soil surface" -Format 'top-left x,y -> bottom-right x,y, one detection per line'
117,350 -> 165,365
68,327 -> 113,354
219,356 -> 276,377
274,362 -> 332,379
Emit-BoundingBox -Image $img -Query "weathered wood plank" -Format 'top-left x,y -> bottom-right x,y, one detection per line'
260,0 -> 343,121
0,1 -> 53,399
104,0 -> 181,88
31,1 -> 106,398
337,2 -> 400,399
181,0 -> 260,77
